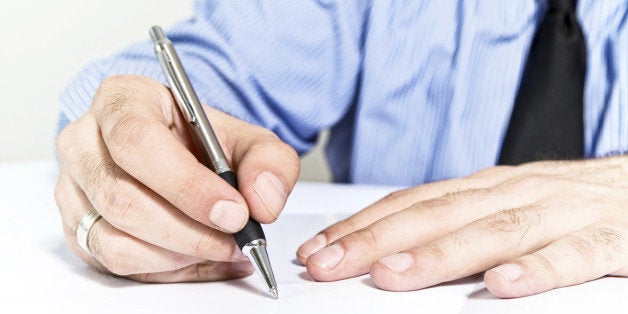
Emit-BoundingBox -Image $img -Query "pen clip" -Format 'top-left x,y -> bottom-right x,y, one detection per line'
150,26 -> 233,175
151,26 -> 196,124
156,50 -> 197,124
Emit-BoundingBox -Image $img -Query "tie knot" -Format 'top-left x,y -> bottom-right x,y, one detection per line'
549,0 -> 577,12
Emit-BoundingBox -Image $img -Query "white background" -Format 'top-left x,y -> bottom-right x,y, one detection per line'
0,0 -> 329,181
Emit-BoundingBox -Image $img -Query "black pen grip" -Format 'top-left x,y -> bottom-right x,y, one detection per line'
218,170 -> 239,189
218,171 -> 266,248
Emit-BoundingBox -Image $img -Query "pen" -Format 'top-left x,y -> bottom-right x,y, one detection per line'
149,25 -> 278,299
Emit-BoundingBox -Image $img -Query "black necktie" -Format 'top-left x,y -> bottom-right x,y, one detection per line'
498,0 -> 586,165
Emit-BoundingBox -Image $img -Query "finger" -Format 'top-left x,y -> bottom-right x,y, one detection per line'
55,173 -> 106,268
127,261 -> 254,283
296,171 -> 512,264
297,160 -> 617,263
54,175 -> 204,275
55,172 -> 92,229
62,220 -> 204,276
304,186 -> 527,281
484,225 -> 628,298
369,196 -> 603,292
226,122 -> 300,224
91,75 -> 249,233
61,115 -> 246,262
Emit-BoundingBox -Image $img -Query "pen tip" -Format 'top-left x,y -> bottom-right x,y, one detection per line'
242,240 -> 279,300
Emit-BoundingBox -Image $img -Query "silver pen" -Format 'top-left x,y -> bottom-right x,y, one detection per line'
149,25 -> 278,299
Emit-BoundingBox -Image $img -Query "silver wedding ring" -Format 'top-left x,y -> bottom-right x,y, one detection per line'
76,209 -> 102,254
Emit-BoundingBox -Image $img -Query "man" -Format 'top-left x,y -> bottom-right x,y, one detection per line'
55,0 -> 628,298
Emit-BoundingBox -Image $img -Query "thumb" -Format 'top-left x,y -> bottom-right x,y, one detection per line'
204,106 -> 300,224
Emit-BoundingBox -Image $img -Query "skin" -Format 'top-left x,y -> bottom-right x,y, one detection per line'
297,158 -> 628,298
56,75 -> 628,297
55,75 -> 299,282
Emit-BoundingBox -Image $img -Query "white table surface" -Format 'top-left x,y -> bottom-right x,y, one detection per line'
0,160 -> 625,313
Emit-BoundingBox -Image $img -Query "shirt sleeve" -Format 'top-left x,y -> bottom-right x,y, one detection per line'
58,0 -> 368,154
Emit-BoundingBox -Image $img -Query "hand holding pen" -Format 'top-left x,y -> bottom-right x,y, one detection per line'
54,29 -> 299,298
150,25 -> 288,297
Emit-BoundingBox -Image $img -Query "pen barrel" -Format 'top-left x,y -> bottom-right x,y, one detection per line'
218,171 -> 267,248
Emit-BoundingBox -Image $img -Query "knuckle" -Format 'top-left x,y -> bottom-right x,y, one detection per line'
274,141 -> 300,174
578,227 -> 623,264
194,263 -> 215,278
383,189 -> 412,204
348,225 -> 385,250
444,187 -> 491,201
531,252 -> 560,286
480,206 -> 541,235
484,209 -> 523,233
53,180 -> 68,213
98,241 -> 137,276
272,138 -> 297,158
193,231 -> 220,258
254,138 -> 300,175
380,188 -> 416,211
563,233 -> 598,264
418,197 -> 452,212
172,174 -> 204,211
97,77 -> 134,116
56,116 -> 98,162
76,152 -> 119,196
95,75 -> 167,122
55,124 -> 76,161
193,262 -> 221,279
422,244 -> 447,262
129,272 -> 153,283
408,195 -> 456,223
106,113 -> 151,163
101,186 -> 139,230
252,126 -> 280,142
102,254 -> 135,276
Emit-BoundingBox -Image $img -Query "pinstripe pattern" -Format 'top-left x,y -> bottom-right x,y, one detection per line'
58,0 -> 628,186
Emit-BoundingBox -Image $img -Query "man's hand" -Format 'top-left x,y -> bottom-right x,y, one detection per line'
297,158 -> 628,298
55,75 -> 299,282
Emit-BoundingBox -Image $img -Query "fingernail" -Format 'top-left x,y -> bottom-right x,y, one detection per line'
378,253 -> 413,274
309,244 -> 345,270
210,200 -> 248,233
299,234 -> 328,259
253,171 -> 287,218
232,262 -> 254,273
491,263 -> 522,282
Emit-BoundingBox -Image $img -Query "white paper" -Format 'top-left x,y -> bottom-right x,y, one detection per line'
0,161 -> 625,314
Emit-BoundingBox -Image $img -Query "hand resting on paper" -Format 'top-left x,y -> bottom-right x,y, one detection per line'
297,158 -> 628,298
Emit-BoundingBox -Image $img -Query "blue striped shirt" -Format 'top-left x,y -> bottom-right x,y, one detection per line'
59,0 -> 628,186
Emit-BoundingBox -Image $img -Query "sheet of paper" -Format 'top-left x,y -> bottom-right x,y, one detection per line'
0,161 -> 477,313
460,276 -> 627,314
1,161 -> 625,313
